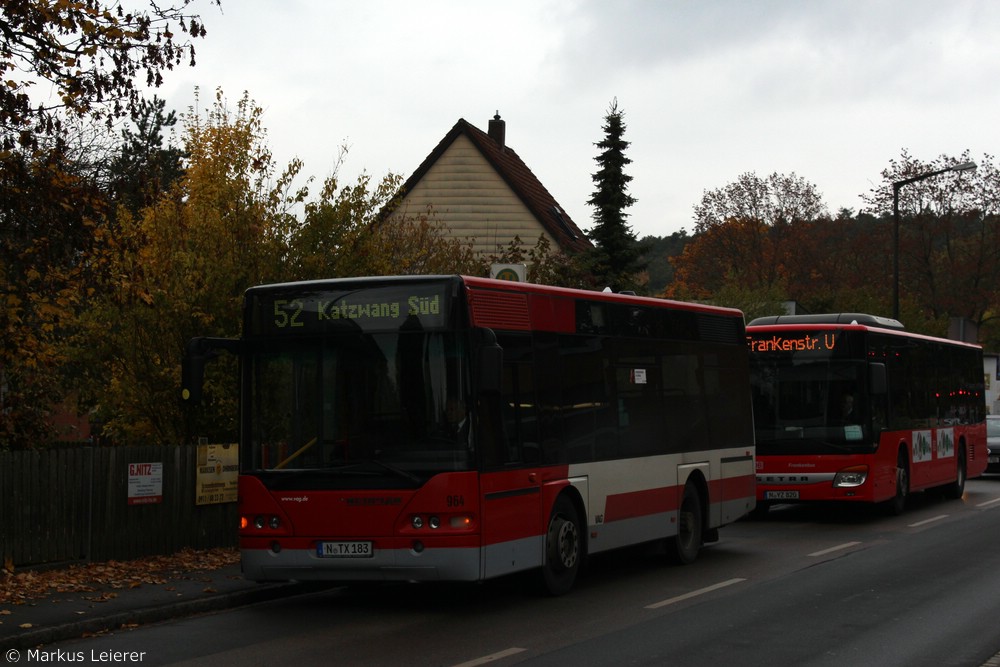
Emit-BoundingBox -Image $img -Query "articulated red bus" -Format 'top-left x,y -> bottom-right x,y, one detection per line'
184,275 -> 755,594
747,313 -> 986,514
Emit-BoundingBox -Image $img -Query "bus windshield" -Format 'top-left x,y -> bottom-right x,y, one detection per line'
248,330 -> 472,484
750,358 -> 874,453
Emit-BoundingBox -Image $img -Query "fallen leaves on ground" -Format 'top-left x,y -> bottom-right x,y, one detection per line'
0,548 -> 239,606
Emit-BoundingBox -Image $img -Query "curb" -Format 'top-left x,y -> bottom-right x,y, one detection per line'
0,582 -> 314,652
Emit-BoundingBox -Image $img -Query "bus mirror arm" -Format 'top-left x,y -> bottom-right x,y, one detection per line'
869,362 -> 887,395
181,337 -> 240,405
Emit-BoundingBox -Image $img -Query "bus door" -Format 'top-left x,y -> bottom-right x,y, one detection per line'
479,334 -> 545,579
479,469 -> 543,579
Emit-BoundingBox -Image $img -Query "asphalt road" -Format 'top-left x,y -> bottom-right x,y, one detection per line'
45,477 -> 1000,667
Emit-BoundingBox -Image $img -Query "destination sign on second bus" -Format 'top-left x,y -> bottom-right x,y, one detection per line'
747,332 -> 838,354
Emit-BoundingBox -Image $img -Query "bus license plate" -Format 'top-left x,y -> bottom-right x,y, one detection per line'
765,490 -> 799,500
317,541 -> 373,558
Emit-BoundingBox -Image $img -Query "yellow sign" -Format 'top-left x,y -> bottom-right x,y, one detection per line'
490,263 -> 526,282
196,443 -> 239,505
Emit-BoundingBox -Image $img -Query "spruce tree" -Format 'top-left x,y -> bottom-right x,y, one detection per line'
586,98 -> 645,292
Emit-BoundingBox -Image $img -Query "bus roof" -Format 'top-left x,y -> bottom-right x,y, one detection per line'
746,313 -> 982,350
247,275 -> 746,320
459,275 -> 745,319
748,313 -> 905,330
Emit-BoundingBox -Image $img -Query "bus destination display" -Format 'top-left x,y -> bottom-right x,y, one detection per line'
248,283 -> 450,335
747,331 -> 839,354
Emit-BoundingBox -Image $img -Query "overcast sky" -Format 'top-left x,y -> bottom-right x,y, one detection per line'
158,0 -> 1000,238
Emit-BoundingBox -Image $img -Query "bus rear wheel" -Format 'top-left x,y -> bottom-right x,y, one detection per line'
944,445 -> 967,500
670,482 -> 703,564
540,494 -> 583,596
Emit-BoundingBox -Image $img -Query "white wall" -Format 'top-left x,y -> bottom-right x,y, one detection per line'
985,354 -> 999,414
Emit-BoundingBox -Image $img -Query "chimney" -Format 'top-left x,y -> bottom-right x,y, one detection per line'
488,111 -> 505,150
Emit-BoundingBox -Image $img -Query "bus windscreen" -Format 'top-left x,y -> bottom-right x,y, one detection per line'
748,329 -> 875,453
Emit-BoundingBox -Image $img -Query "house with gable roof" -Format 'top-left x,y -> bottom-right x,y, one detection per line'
382,114 -> 593,261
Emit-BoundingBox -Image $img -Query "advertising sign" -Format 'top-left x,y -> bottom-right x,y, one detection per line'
196,443 -> 239,505
127,462 -> 163,505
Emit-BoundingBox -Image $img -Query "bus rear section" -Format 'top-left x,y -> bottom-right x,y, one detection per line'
747,314 -> 987,514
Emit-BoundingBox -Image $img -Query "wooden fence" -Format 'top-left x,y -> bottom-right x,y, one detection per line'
1,445 -> 238,568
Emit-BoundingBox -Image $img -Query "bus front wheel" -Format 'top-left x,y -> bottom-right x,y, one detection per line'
887,449 -> 910,515
540,494 -> 583,596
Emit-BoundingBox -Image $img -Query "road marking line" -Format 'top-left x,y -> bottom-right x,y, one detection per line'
808,541 -> 861,557
645,577 -> 746,609
981,649 -> 1000,666
908,514 -> 948,528
977,497 -> 1000,508
452,647 -> 526,667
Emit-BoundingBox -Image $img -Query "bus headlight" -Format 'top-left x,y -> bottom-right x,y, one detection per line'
408,514 -> 474,530
244,514 -> 283,532
833,466 -> 868,488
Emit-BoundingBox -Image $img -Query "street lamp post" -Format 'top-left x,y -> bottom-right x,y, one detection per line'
891,161 -> 977,320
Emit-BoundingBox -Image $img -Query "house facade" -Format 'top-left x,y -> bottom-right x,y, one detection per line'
383,114 -> 592,259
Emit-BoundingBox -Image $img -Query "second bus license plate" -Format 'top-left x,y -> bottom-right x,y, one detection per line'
317,541 -> 373,558
765,490 -> 800,500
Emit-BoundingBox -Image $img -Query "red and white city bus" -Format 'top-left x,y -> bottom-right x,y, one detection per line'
747,313 -> 987,515
184,275 -> 755,594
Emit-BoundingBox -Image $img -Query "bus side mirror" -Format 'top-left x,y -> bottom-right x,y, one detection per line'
182,337 -> 239,405
182,338 -> 211,405
869,362 -> 887,395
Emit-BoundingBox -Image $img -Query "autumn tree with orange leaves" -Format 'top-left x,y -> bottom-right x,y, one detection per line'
74,89 -> 502,446
1,1 -> 219,447
666,155 -> 1000,344
665,171 -> 826,316
862,151 -> 1000,334
1,0 -> 217,150
74,89 -> 301,445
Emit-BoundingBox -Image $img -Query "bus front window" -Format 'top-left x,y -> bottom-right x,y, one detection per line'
249,331 -> 472,480
751,359 -> 872,452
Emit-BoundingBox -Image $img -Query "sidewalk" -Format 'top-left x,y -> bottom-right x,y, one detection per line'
0,550 -> 307,651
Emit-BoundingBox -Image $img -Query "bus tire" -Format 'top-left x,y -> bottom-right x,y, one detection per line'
670,482 -> 703,564
540,494 -> 583,596
887,448 -> 910,515
944,445 -> 967,500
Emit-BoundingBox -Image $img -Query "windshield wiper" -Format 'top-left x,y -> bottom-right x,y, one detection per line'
254,462 -> 421,487
362,459 -> 422,485
812,439 -> 857,453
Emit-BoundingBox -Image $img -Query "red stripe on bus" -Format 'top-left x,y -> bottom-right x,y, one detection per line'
711,474 -> 756,502
604,486 -> 677,521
